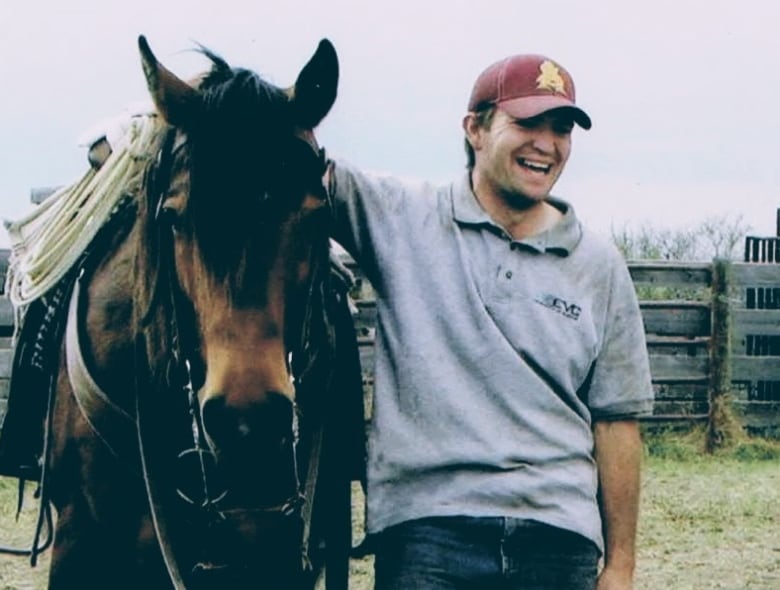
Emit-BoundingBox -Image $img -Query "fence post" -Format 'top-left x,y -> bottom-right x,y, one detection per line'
775,208 -> 780,237
706,258 -> 740,451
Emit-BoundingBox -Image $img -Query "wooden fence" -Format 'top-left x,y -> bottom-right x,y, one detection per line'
348,258 -> 780,437
1,252 -> 780,437
0,251 -> 13,429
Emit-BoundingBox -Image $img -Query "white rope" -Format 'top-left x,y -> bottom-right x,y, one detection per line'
4,113 -> 161,310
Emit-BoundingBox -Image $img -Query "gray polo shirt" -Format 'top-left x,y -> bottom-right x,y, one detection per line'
331,161 -> 654,552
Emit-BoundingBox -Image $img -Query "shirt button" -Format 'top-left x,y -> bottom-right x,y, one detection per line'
505,271 -> 513,279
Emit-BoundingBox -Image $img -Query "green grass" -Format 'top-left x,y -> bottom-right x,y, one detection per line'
643,425 -> 780,462
2,433 -> 779,589
638,430 -> 780,589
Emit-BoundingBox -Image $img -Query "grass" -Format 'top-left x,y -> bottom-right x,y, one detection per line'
644,424 -> 780,461
638,458 -> 779,589
637,428 -> 780,590
1,431 -> 779,589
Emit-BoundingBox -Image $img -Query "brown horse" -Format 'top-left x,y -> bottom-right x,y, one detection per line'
35,36 -> 358,589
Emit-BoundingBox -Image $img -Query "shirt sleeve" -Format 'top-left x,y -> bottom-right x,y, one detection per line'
330,159 -> 431,289
331,160 -> 391,260
587,255 -> 655,420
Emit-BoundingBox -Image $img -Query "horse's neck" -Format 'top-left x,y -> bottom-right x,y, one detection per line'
78,228 -> 139,411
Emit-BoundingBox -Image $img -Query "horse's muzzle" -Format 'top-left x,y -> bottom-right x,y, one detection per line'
199,391 -> 300,508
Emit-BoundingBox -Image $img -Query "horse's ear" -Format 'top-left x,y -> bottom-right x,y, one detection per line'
138,35 -> 202,127
291,39 -> 339,129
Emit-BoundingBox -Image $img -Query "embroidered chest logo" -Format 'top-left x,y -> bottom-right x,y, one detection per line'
536,61 -> 566,94
535,293 -> 582,320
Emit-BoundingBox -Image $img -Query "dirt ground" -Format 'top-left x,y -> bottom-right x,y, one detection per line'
0,481 -> 50,590
1,455 -> 779,589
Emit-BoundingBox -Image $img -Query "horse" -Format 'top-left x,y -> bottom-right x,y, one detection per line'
10,35 -> 363,589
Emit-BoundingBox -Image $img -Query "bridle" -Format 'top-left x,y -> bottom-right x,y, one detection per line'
139,125 -> 336,586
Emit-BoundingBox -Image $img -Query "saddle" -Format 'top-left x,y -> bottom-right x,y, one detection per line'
0,200 -> 136,481
0,114 -> 156,481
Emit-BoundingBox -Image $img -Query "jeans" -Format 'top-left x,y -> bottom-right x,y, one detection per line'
374,516 -> 599,590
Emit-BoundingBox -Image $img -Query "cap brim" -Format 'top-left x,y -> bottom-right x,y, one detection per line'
498,95 -> 592,130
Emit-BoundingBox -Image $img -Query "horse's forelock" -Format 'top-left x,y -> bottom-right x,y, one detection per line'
180,64 -> 297,286
142,54 -> 322,301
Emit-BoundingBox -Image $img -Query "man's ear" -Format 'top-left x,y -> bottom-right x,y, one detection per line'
462,113 -> 483,151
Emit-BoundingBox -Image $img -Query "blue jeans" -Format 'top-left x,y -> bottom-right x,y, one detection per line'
373,516 -> 599,590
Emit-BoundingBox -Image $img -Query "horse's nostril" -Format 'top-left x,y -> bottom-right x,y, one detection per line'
201,392 -> 295,453
200,391 -> 299,508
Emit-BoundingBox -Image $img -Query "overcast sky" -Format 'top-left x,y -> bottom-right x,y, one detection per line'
1,0 -> 778,248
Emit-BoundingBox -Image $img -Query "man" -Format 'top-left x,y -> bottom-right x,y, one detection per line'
329,53 -> 654,589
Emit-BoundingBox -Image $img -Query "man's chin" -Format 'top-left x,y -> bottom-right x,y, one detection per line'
502,189 -> 548,210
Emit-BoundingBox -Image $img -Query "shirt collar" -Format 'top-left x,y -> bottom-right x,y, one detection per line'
451,173 -> 582,256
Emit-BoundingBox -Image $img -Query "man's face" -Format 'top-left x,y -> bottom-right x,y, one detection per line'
471,108 -> 573,207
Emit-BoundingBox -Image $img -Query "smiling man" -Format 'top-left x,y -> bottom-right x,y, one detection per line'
330,53 -> 654,590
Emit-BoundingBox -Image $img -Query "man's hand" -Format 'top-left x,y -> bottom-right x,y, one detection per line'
597,563 -> 634,590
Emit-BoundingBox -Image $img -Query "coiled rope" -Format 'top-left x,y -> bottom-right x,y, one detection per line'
4,113 -> 160,311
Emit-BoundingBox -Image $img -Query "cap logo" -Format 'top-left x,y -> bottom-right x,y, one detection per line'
536,61 -> 566,95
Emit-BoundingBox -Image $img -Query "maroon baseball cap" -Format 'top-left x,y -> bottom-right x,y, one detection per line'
468,54 -> 592,129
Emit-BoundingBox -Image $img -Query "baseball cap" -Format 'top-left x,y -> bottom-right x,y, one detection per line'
467,54 -> 591,129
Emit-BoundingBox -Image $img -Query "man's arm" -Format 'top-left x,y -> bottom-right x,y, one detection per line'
593,419 -> 643,589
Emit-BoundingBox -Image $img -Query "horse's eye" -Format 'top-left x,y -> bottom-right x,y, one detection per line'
158,204 -> 183,232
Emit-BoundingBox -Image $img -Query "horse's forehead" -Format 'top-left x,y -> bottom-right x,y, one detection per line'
172,118 -> 320,164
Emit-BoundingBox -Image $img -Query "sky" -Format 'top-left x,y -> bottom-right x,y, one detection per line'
1,0 -> 779,249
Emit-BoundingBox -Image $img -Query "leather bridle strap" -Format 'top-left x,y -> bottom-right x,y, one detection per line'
299,422 -> 324,570
135,127 -> 191,589
292,231 -> 337,571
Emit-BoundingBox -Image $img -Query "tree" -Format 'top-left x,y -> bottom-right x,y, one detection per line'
611,225 -> 702,261
698,214 -> 752,260
611,214 -> 752,262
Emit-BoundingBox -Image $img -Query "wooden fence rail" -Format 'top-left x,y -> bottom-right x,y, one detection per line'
1,252 -> 779,436
629,261 -> 712,424
348,258 -> 780,436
